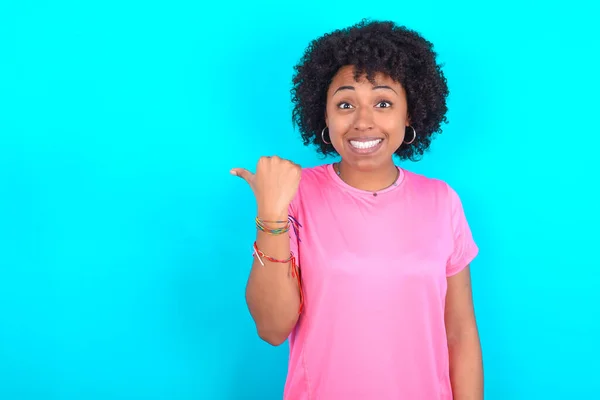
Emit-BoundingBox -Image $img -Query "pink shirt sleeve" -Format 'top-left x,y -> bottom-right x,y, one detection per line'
446,185 -> 479,277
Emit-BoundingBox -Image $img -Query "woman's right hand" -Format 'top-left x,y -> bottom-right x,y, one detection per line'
231,156 -> 301,217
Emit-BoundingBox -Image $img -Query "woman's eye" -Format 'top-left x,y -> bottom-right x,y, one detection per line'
376,101 -> 392,108
337,102 -> 354,109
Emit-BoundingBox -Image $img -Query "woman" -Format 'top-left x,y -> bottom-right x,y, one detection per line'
232,19 -> 483,400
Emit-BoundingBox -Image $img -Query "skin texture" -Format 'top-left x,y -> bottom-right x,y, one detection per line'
325,65 -> 409,191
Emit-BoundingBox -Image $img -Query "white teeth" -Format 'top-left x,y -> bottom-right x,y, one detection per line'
350,139 -> 382,149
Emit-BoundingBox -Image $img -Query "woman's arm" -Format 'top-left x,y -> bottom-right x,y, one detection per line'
445,265 -> 484,400
232,157 -> 303,347
245,209 -> 301,346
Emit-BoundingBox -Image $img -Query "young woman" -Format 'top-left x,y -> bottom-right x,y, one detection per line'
232,19 -> 483,400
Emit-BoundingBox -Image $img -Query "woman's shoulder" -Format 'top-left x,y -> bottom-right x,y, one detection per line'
402,168 -> 454,198
297,164 -> 331,188
299,163 -> 329,177
289,164 -> 330,208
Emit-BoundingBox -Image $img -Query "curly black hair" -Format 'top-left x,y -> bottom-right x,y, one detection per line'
291,19 -> 449,161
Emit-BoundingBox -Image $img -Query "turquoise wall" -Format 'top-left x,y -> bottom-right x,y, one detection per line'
1,1 -> 598,399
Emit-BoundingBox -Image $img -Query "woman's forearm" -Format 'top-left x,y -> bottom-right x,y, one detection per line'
448,327 -> 484,400
245,210 -> 301,346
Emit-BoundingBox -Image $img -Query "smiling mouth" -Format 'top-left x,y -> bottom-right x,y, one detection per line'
349,138 -> 383,150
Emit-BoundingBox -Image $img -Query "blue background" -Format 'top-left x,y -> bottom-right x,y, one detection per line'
1,1 -> 599,399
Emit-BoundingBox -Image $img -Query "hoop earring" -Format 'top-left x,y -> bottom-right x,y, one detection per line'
404,126 -> 416,145
321,127 -> 331,144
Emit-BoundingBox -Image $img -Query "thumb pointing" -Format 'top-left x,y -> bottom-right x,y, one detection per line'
230,168 -> 254,184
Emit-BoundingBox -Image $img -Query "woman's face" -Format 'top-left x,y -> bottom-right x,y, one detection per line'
325,65 -> 409,171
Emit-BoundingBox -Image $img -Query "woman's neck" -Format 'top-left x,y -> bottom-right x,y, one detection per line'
335,160 -> 399,192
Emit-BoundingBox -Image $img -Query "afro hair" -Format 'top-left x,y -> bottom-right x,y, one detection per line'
291,19 -> 450,161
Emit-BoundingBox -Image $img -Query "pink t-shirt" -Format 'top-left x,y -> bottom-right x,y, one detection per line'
284,164 -> 478,400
